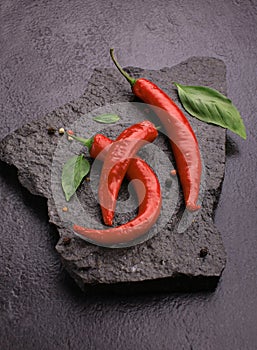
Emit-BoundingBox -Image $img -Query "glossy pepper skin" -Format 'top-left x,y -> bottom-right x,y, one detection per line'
98,120 -> 158,226
73,135 -> 162,247
110,49 -> 201,211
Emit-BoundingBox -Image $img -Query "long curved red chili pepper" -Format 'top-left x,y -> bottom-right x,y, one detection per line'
73,134 -> 162,247
98,120 -> 158,226
110,49 -> 201,211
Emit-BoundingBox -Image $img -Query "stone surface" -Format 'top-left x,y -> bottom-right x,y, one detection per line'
0,57 -> 227,292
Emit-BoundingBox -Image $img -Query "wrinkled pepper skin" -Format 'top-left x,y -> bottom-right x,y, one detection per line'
98,120 -> 158,226
73,134 -> 162,247
110,49 -> 201,211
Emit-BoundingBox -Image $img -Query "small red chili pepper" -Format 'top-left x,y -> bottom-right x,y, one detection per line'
110,49 -> 201,211
73,134 -> 162,247
98,120 -> 158,226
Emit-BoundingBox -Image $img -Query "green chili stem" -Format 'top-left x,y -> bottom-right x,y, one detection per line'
110,48 -> 136,86
67,133 -> 94,149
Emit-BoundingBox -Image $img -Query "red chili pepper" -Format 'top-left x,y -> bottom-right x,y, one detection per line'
73,134 -> 162,247
110,49 -> 201,211
98,120 -> 158,226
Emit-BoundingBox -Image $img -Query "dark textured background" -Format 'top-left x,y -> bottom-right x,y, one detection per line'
0,1 -> 256,349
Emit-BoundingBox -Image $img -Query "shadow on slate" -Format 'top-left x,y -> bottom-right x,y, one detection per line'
0,57 -> 227,294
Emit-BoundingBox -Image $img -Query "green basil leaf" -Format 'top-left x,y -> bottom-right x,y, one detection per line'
93,114 -> 120,124
62,155 -> 90,201
174,82 -> 246,139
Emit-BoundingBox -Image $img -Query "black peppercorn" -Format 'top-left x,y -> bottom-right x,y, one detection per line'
200,247 -> 208,258
47,126 -> 56,135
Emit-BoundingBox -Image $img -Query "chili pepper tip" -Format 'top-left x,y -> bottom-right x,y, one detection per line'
186,202 -> 201,211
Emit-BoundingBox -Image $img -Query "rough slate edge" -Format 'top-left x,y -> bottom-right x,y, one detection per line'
0,57 -> 227,294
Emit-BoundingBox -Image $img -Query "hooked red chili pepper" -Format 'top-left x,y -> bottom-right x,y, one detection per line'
98,120 -> 158,226
110,49 -> 202,211
73,134 -> 162,247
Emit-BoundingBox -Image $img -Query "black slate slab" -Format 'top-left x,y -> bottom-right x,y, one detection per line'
0,57 -> 227,293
